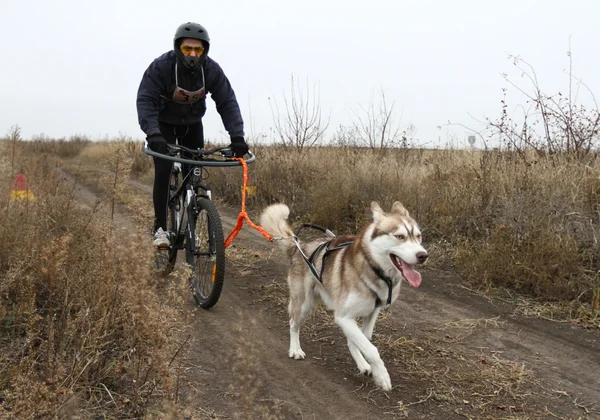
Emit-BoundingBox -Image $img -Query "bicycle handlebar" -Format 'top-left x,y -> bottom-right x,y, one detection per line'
144,144 -> 256,167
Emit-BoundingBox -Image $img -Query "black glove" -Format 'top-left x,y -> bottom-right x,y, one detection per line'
147,134 -> 168,154
229,136 -> 249,158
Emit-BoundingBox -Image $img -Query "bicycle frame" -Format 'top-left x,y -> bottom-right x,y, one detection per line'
168,164 -> 211,255
145,143 -> 255,308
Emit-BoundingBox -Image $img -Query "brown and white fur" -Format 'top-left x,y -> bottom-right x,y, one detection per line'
259,201 -> 428,391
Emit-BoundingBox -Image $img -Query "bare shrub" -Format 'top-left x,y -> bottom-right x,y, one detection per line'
123,138 -> 152,176
350,88 -> 411,151
331,124 -> 361,147
269,74 -> 330,152
6,125 -> 21,140
6,125 -> 21,184
488,48 -> 600,161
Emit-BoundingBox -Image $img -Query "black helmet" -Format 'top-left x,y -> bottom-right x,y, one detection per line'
173,22 -> 210,69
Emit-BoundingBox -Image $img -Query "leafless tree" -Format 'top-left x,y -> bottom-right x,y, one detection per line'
351,89 -> 407,151
269,75 -> 330,152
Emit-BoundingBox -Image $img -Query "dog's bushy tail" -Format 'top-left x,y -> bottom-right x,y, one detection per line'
259,203 -> 296,257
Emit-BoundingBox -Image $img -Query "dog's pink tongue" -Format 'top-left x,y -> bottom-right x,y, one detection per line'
401,261 -> 422,288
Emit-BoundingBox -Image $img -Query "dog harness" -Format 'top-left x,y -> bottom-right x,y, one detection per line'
292,224 -> 394,307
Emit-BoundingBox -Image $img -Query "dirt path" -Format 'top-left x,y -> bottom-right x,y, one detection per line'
62,164 -> 600,420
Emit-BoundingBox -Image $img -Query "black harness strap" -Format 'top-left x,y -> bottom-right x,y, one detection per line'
294,223 -> 335,238
370,265 -> 394,307
305,240 -> 354,283
306,240 -> 330,280
293,238 -> 326,281
319,242 -> 355,281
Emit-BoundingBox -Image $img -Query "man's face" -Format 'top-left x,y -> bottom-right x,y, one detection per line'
179,38 -> 205,67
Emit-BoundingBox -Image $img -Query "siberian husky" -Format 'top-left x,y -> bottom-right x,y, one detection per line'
259,201 -> 428,391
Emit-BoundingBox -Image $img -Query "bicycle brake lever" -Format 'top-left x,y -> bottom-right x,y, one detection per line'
164,144 -> 181,157
221,148 -> 234,158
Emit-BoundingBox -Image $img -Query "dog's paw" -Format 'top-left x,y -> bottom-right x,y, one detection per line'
288,348 -> 306,360
373,370 -> 392,391
357,361 -> 372,376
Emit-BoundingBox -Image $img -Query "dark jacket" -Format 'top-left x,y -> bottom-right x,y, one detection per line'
136,51 -> 244,138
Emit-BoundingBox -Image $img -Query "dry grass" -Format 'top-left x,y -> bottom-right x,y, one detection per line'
0,140 -> 188,418
208,146 -> 600,315
25,135 -> 90,158
11,137 -> 600,315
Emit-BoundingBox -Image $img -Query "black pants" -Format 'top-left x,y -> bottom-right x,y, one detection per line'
153,121 -> 204,231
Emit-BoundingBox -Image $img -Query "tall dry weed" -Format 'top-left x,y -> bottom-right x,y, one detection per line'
0,141 -> 184,418
125,139 -> 153,176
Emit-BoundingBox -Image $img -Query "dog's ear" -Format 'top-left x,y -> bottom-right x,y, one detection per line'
371,201 -> 384,222
391,201 -> 409,217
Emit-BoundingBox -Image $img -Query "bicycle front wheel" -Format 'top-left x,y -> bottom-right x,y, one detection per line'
186,197 -> 225,309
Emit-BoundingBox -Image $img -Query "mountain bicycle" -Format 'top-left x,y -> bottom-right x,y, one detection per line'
144,144 -> 255,309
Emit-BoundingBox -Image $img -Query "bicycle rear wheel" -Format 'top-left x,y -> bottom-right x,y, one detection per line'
186,197 -> 225,309
156,166 -> 181,274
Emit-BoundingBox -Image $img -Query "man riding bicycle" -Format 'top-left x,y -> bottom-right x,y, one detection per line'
136,22 -> 249,248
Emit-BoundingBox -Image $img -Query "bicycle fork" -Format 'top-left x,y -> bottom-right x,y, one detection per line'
184,188 -> 197,264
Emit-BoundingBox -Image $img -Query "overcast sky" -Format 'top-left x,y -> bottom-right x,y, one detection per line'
1,0 -> 598,148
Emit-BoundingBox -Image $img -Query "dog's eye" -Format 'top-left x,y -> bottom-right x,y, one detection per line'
395,234 -> 405,240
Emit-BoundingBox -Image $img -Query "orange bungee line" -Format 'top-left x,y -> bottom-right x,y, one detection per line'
224,157 -> 273,247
